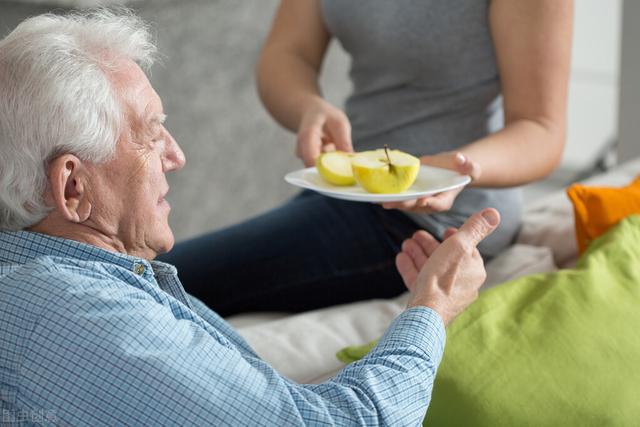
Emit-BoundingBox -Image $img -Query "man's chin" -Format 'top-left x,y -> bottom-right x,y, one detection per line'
150,230 -> 175,259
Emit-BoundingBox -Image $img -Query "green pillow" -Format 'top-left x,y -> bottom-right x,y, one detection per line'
337,215 -> 640,426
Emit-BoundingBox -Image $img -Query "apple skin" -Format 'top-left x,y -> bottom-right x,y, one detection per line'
351,149 -> 420,193
316,151 -> 356,186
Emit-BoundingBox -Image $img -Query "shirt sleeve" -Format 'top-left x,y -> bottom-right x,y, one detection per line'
187,292 -> 261,359
20,286 -> 445,426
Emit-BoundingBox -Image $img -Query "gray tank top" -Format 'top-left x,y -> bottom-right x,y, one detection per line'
321,0 -> 522,256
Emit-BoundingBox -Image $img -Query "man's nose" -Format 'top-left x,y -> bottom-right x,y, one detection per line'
162,129 -> 186,172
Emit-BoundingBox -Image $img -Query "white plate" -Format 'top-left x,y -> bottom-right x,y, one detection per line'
284,165 -> 471,203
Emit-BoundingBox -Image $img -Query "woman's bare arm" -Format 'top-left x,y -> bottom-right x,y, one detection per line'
257,0 -> 331,132
460,0 -> 574,187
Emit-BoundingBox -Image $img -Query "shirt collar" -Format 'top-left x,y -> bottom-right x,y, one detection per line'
0,230 -> 175,277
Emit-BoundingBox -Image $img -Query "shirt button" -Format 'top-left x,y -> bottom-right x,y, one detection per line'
133,263 -> 146,275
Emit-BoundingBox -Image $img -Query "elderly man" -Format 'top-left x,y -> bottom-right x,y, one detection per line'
0,10 -> 500,426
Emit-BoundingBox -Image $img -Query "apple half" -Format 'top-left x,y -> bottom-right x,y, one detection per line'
351,149 -> 420,193
316,151 -> 356,186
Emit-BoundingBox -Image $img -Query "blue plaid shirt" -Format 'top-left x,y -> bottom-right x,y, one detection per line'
0,230 -> 445,426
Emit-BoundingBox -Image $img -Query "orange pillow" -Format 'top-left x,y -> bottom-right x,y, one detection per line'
567,176 -> 640,254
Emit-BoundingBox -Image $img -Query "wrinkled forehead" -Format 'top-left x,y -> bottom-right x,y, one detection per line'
107,57 -> 163,128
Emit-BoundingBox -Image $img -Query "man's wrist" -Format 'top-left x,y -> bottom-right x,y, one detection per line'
375,306 -> 447,363
407,298 -> 450,326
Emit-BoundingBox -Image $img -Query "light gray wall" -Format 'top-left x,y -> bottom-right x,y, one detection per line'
562,0 -> 621,171
0,0 -> 352,241
618,0 -> 640,162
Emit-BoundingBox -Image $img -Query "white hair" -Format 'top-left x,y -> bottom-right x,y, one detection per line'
0,8 -> 157,230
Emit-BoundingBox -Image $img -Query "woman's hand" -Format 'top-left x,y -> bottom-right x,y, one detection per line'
296,98 -> 353,167
381,151 -> 481,213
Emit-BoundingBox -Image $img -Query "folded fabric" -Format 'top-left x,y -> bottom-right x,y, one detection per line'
567,175 -> 640,254
338,215 -> 640,426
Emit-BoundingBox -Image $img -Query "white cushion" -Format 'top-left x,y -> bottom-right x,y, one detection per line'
232,295 -> 408,384
517,192 -> 577,267
484,244 -> 556,290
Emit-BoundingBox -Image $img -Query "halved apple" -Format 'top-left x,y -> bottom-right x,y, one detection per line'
316,151 -> 356,186
351,147 -> 420,193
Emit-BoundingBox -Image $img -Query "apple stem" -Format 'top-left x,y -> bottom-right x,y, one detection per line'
383,144 -> 391,164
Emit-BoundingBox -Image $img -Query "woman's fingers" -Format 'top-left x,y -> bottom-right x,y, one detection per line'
420,190 -> 457,212
381,190 -> 459,213
382,200 -> 413,210
381,197 -> 433,212
325,113 -> 353,153
297,125 -> 323,166
379,151 -> 479,213
297,102 -> 352,166
421,151 -> 481,182
321,142 -> 337,152
454,152 -> 481,181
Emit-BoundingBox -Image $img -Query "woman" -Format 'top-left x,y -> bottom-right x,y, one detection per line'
160,0 -> 572,316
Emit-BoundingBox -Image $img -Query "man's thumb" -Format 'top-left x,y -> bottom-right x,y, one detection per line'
456,208 -> 500,248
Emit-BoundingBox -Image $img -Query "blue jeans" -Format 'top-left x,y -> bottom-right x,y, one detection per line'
158,191 -> 421,316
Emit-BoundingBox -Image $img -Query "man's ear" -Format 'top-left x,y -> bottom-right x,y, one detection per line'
47,154 -> 92,223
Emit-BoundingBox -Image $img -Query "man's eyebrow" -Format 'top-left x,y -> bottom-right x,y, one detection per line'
150,113 -> 167,125
142,113 -> 166,139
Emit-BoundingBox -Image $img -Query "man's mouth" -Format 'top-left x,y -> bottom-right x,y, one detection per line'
158,187 -> 170,204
